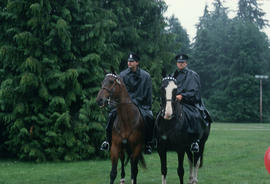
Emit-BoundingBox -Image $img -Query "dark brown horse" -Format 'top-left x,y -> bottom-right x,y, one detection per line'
155,75 -> 211,184
96,69 -> 146,184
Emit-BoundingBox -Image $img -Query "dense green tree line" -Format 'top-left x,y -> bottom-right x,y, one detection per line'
0,0 -> 188,161
0,0 -> 269,161
191,0 -> 270,122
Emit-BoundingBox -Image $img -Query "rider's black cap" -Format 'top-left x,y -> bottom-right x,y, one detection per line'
175,54 -> 188,63
128,53 -> 140,62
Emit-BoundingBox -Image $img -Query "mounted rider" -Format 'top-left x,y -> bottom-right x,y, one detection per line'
100,52 -> 154,154
174,54 -> 212,152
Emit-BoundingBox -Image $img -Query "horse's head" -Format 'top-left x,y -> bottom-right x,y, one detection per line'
160,70 -> 180,120
161,76 -> 177,120
96,69 -> 123,107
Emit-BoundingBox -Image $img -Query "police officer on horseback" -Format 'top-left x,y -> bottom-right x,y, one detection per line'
174,54 -> 212,152
100,52 -> 154,154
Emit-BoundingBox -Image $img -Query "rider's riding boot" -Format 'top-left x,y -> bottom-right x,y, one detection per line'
190,139 -> 200,153
100,111 -> 115,151
100,140 -> 110,151
100,129 -> 111,151
144,114 -> 154,155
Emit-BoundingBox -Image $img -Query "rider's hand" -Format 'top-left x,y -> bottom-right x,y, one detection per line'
176,94 -> 183,101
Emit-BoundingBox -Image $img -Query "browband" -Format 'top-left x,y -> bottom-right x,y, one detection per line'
162,77 -> 177,82
106,73 -> 118,78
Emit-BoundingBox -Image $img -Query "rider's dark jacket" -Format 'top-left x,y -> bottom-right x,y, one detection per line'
174,67 -> 212,137
106,67 -> 154,143
120,68 -> 152,111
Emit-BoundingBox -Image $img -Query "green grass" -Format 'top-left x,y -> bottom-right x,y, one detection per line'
1,123 -> 270,184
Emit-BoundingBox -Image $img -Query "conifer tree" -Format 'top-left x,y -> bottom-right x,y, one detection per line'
0,0 -> 114,161
192,0 -> 270,122
237,0 -> 269,29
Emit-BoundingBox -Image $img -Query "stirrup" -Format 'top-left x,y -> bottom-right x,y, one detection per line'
144,145 -> 152,155
100,141 -> 110,151
190,142 -> 199,153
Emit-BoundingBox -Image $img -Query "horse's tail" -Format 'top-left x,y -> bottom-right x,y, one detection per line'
124,153 -> 130,166
124,152 -> 146,169
199,147 -> 205,168
138,153 -> 146,169
200,123 -> 211,168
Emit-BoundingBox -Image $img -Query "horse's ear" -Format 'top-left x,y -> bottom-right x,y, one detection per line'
173,70 -> 179,78
162,69 -> 166,78
110,66 -> 116,75
103,68 -> 108,75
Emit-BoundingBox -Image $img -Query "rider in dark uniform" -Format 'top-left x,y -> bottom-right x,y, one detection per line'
100,53 -> 154,154
174,54 -> 212,152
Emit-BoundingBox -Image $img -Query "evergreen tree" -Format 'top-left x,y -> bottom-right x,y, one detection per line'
0,0 -> 114,161
163,15 -> 190,73
1,0 -> 184,160
192,1 -> 231,99
237,0 -> 269,29
192,0 -> 270,122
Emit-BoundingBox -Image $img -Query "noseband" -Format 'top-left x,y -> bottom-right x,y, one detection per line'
101,74 -> 132,106
102,74 -> 119,94
100,74 -> 121,106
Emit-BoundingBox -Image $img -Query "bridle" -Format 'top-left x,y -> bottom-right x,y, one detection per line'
100,73 -> 121,106
160,77 -> 179,119
101,73 -> 131,106
161,76 -> 177,103
102,74 -> 119,95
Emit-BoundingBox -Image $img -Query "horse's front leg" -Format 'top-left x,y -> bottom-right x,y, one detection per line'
110,143 -> 119,184
120,151 -> 125,184
188,155 -> 200,184
158,148 -> 167,184
130,156 -> 139,184
177,151 -> 185,184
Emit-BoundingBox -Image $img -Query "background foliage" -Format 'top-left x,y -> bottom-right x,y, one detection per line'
0,0 -> 270,161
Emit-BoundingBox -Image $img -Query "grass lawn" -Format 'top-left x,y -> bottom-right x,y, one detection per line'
0,123 -> 270,184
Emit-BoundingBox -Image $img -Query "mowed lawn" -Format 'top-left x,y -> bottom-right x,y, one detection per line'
0,123 -> 270,184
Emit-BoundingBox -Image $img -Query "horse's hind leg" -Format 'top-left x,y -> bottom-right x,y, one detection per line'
177,151 -> 185,184
120,152 -> 125,184
158,150 -> 167,184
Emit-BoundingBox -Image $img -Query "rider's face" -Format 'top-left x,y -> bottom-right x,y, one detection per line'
128,61 -> 139,71
176,61 -> 187,70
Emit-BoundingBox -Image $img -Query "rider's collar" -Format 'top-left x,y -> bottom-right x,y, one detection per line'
179,67 -> 188,73
128,67 -> 140,75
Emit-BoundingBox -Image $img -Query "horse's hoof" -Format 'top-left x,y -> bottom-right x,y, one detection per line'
120,178 -> 125,184
189,179 -> 198,184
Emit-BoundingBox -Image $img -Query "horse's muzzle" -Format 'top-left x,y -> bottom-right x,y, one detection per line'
164,114 -> 172,120
96,98 -> 107,107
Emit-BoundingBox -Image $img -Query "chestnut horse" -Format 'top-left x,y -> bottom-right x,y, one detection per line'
96,69 -> 146,184
155,75 -> 211,184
